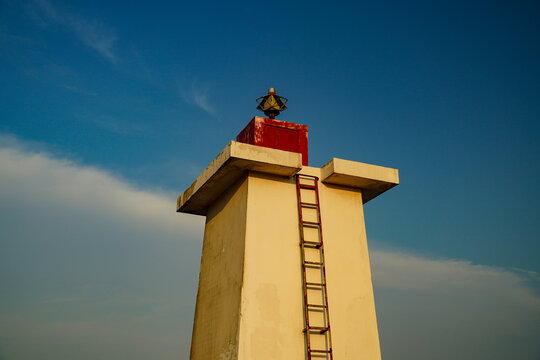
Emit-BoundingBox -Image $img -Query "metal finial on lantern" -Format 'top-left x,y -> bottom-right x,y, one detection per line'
256,87 -> 288,119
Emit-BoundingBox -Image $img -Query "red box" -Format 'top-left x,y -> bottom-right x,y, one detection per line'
236,116 -> 308,166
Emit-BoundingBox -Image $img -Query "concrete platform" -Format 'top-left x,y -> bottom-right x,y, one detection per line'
177,143 -> 399,215
321,158 -> 399,203
177,141 -> 303,215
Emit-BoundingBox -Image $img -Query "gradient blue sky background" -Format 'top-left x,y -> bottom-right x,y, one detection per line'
1,0 -> 539,359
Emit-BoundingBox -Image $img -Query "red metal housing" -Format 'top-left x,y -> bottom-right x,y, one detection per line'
236,116 -> 308,166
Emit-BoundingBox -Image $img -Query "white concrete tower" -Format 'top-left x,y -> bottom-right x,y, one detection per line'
177,115 -> 399,360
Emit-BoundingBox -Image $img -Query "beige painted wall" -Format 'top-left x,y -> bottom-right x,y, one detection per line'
238,172 -> 305,360
318,179 -> 382,360
190,168 -> 381,360
190,176 -> 248,360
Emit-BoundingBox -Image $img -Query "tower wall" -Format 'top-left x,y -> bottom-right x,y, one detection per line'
189,168 -> 382,360
190,176 -> 249,360
179,141 -> 397,360
239,172 -> 305,360
318,175 -> 382,359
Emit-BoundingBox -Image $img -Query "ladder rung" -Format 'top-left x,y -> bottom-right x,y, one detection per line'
302,221 -> 320,227
299,184 -> 317,190
310,349 -> 332,354
300,201 -> 318,207
302,241 -> 321,248
305,326 -> 329,334
306,282 -> 325,287
304,261 -> 323,266
307,303 -> 327,308
298,174 -> 319,180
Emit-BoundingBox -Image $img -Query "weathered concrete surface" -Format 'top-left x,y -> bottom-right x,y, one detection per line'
177,141 -> 302,215
189,176 -> 249,360
321,158 -> 399,203
315,172 -> 382,359
180,145 -> 397,360
238,172 -> 305,360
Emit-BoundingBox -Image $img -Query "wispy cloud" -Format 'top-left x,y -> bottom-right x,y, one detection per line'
30,0 -> 118,62
180,82 -> 216,117
74,114 -> 148,136
62,84 -> 97,96
370,248 -> 540,360
0,134 -> 202,359
0,133 -> 202,237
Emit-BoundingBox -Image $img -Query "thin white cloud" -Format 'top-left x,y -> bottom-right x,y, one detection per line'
62,85 -> 97,96
31,0 -> 118,62
180,83 -> 216,117
78,114 -> 147,135
0,134 -> 203,359
370,249 -> 540,360
68,18 -> 117,62
0,134 -> 202,239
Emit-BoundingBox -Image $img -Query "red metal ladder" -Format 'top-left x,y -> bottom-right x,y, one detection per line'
295,174 -> 333,360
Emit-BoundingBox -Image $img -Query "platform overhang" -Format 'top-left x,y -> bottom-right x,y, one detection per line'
177,144 -> 399,215
321,158 -> 400,203
177,141 -> 303,215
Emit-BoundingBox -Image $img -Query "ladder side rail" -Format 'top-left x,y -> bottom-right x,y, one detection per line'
313,179 -> 334,359
296,176 -> 313,360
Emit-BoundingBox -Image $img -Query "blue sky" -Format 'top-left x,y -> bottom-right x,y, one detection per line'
1,0 -> 539,359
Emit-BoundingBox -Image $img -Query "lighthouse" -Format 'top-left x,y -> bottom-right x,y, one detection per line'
177,88 -> 399,360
